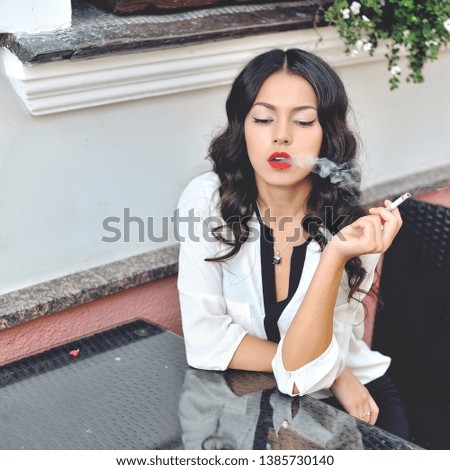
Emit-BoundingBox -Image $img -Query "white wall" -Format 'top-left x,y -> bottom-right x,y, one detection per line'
341,52 -> 450,189
0,69 -> 221,294
0,0 -> 71,33
1,29 -> 449,295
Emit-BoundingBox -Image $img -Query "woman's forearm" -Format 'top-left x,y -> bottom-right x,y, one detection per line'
282,246 -> 346,371
228,333 -> 301,393
228,334 -> 277,372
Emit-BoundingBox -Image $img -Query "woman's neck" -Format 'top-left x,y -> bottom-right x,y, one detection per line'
256,179 -> 312,220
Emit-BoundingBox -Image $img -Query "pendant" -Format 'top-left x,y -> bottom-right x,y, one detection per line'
273,253 -> 281,265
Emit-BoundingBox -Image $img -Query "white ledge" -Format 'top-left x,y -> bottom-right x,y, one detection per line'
2,27 -> 392,116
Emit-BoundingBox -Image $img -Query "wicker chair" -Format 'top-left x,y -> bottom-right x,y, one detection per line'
372,198 -> 450,450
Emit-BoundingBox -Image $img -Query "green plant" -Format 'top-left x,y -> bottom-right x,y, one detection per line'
324,0 -> 450,89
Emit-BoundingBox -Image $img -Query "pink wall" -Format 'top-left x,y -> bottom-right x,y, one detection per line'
413,186 -> 450,208
1,188 -> 449,366
0,275 -> 181,366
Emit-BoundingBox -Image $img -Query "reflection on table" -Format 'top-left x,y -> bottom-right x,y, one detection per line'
0,320 -> 421,450
179,369 -> 419,450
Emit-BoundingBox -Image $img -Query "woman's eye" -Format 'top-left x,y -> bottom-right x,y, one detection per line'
295,120 -> 315,127
252,117 -> 273,124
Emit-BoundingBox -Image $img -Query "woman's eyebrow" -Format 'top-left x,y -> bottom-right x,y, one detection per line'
253,102 -> 317,111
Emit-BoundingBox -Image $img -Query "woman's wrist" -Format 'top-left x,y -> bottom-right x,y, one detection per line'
321,242 -> 348,270
330,367 -> 350,393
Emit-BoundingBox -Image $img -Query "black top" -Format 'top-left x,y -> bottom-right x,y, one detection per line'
254,205 -> 309,343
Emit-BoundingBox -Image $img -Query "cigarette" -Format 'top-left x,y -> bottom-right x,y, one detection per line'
386,192 -> 411,211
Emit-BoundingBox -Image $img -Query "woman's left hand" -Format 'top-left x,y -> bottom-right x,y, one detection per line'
325,199 -> 404,263
330,367 -> 379,425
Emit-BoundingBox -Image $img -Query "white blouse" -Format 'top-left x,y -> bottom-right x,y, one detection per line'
177,171 -> 390,399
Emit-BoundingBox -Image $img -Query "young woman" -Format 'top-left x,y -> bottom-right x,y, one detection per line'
176,48 -> 409,439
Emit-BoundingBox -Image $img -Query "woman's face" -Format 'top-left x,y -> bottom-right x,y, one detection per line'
244,70 -> 323,189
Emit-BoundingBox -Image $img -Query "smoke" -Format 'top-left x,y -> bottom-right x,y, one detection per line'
292,155 -> 361,204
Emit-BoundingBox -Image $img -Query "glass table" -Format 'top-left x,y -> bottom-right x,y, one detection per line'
0,320 -> 421,450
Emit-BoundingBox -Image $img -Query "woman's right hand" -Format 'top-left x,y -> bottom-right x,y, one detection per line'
325,199 -> 403,262
330,368 -> 379,425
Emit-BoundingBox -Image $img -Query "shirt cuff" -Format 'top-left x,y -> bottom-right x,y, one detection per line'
272,335 -> 341,397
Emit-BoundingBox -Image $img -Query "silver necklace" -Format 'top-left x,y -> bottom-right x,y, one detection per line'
255,201 -> 293,266
272,240 -> 291,265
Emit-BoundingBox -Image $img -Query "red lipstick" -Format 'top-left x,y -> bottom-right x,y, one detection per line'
268,152 -> 291,170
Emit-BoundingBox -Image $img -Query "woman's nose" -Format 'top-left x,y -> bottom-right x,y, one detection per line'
273,123 -> 291,145
273,136 -> 290,144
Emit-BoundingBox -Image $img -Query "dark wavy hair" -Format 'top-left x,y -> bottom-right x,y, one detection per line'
206,48 -> 380,307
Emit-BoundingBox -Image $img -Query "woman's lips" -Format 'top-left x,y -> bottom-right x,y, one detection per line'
268,152 -> 291,170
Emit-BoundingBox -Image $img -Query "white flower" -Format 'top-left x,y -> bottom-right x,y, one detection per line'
426,40 -> 439,46
362,15 -> 370,22
403,30 -> 410,38
379,1 -> 385,6
356,39 -> 364,50
351,49 -> 359,58
363,42 -> 373,52
444,19 -> 450,33
342,8 -> 350,20
350,2 -> 361,15
390,65 -> 401,77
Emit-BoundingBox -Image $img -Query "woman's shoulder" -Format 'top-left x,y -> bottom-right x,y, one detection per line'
177,171 -> 221,215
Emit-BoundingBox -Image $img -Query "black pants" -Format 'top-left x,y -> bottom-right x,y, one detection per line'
322,373 -> 410,441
